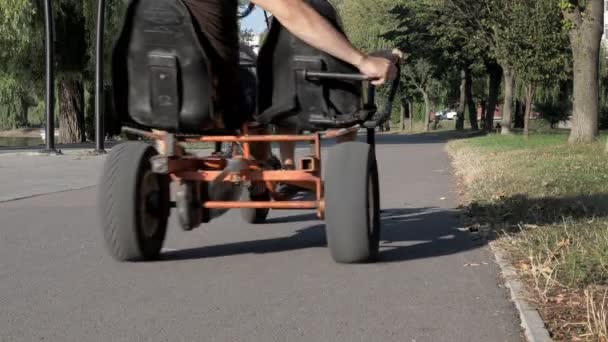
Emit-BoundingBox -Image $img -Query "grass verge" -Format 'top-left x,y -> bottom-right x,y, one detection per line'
447,133 -> 608,341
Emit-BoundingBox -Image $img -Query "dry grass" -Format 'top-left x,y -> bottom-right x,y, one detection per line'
585,288 -> 608,341
447,133 -> 608,341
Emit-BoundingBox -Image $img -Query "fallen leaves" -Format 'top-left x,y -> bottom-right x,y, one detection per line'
464,262 -> 489,268
516,261 -> 531,271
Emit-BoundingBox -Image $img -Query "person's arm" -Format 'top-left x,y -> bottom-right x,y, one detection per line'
250,0 -> 398,85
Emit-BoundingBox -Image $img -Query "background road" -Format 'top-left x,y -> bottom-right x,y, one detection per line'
0,133 -> 523,341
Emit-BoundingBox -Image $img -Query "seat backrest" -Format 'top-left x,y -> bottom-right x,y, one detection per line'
256,0 -> 368,130
111,0 -> 216,133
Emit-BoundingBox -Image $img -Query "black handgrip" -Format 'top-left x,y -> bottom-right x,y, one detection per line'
378,63 -> 401,120
389,64 -> 402,102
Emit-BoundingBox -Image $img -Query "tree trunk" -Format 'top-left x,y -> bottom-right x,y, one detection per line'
422,91 -> 431,132
84,81 -> 95,141
58,79 -> 85,143
456,69 -> 466,130
485,63 -> 503,131
501,67 -> 515,135
408,101 -> 414,133
384,121 -> 391,132
465,68 -> 478,131
514,100 -> 524,128
524,84 -> 536,137
399,99 -> 407,131
564,0 -> 603,143
18,96 -> 29,128
480,100 -> 487,124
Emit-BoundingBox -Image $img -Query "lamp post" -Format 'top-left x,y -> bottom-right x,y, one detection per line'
41,0 -> 60,154
93,0 -> 107,154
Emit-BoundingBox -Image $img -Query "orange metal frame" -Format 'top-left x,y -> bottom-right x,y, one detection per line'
153,124 -> 360,219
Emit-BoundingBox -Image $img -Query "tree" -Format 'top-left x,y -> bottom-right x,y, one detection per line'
0,0 -> 88,142
50,0 -> 89,143
560,0 -> 604,143
490,0 -> 570,136
427,0 -> 488,131
402,60 -> 438,131
384,1 -> 448,132
536,99 -> 571,128
334,0 -> 395,52
444,0 -> 503,132
239,28 -> 256,44
0,0 -> 44,130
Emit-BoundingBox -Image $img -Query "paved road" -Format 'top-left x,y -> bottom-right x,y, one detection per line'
0,133 -> 523,342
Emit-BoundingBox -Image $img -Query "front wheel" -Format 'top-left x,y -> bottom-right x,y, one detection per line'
324,142 -> 381,264
98,142 -> 170,262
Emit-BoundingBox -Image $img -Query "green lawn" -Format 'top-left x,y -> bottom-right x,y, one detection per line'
447,133 -> 608,341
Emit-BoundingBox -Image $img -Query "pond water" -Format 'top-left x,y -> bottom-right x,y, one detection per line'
0,137 -> 44,148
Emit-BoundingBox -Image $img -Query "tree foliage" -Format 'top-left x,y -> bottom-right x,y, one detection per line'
0,0 -> 603,144
0,0 -> 44,130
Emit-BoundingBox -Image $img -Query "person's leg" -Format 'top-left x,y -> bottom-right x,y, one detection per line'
182,0 -> 270,161
275,128 -> 299,195
182,0 -> 240,129
277,127 -> 297,169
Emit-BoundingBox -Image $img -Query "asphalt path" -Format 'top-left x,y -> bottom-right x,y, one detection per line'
0,133 -> 524,341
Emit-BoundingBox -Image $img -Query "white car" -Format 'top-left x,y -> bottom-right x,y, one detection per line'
444,111 -> 458,120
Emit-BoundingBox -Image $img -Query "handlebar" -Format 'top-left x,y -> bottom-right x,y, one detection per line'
304,71 -> 373,82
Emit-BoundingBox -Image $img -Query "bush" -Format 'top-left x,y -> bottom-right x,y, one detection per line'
535,99 -> 571,128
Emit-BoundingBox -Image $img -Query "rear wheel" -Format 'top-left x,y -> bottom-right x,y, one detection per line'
324,142 -> 380,264
240,155 -> 281,224
98,142 -> 170,261
240,185 -> 271,224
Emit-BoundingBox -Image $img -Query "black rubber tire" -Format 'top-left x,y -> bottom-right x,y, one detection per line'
98,142 -> 170,262
240,155 -> 281,224
324,142 -> 381,264
240,189 -> 271,224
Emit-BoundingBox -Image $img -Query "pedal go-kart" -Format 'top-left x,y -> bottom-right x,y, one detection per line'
98,0 -> 401,264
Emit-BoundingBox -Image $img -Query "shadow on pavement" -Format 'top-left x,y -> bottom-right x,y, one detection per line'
459,193 -> 608,231
373,130 -> 485,146
377,207 -> 482,263
161,224 -> 326,261
160,206 -> 487,263
264,213 -> 319,224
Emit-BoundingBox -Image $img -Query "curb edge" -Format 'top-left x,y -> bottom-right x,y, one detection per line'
490,241 -> 554,342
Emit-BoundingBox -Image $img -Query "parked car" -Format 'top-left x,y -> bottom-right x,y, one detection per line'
444,111 -> 458,120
